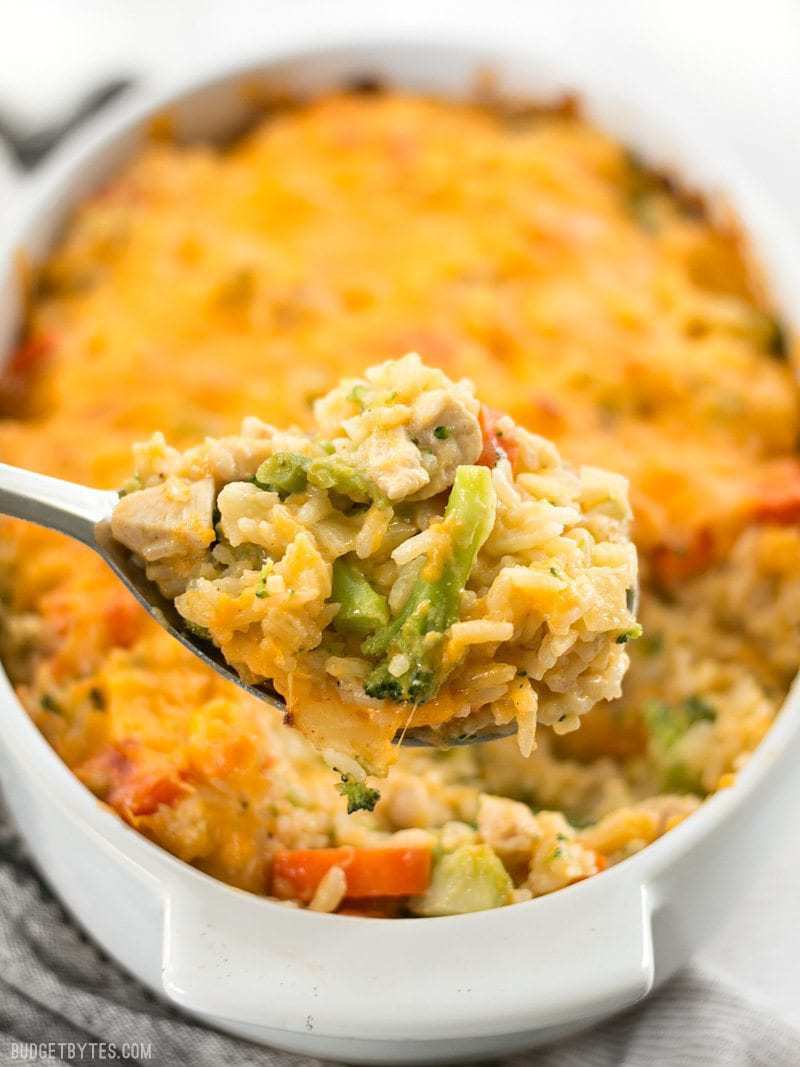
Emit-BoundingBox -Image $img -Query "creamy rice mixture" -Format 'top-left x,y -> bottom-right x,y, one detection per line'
0,91 -> 797,914
111,353 -> 638,777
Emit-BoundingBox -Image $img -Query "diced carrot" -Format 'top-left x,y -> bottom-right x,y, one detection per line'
650,526 -> 714,588
0,332 -> 56,414
78,743 -> 190,818
103,591 -> 143,648
8,333 -> 55,376
650,461 -> 800,587
113,770 -> 190,817
272,846 -> 432,902
477,405 -> 519,470
571,851 -> 608,886
77,745 -> 131,796
526,392 -> 566,436
754,489 -> 800,524
752,460 -> 800,525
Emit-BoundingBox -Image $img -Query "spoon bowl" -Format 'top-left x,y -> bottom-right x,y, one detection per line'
0,461 -> 520,746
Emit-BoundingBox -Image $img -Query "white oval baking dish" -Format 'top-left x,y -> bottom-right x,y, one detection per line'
1,27 -> 800,1066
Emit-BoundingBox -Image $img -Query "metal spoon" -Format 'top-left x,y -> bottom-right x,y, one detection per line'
0,462 -> 516,746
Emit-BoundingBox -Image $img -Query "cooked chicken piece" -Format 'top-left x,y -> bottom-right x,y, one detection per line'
348,426 -> 430,501
407,387 -> 482,499
111,477 -> 216,564
313,354 -> 482,503
477,794 -> 541,865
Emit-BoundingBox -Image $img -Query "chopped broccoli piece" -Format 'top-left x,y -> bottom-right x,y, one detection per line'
624,153 -> 662,233
347,384 -> 368,409
762,313 -> 788,360
644,695 -> 716,794
644,695 -> 716,751
88,687 -> 106,711
307,456 -> 380,504
254,452 -> 310,497
255,561 -> 274,599
40,693 -> 63,715
663,762 -> 703,794
337,774 -> 380,814
363,465 -> 496,704
683,694 -> 716,718
331,557 -> 390,637
184,620 -> 212,641
616,623 -> 643,644
117,475 -> 142,498
433,425 -> 450,440
256,449 -> 382,506
410,844 -> 512,916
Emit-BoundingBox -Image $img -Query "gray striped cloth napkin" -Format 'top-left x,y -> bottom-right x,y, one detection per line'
0,803 -> 798,1067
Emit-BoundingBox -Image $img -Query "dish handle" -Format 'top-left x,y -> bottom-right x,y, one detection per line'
160,873 -> 654,1041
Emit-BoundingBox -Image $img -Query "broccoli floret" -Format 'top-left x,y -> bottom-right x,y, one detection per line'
347,383 -> 368,409
184,619 -> 212,641
255,450 -> 384,506
337,774 -> 380,814
363,465 -> 496,704
644,695 -> 716,794
410,844 -> 513,916
616,623 -> 643,644
331,557 -> 390,637
663,762 -> 703,794
254,560 -> 274,600
117,475 -> 143,498
307,455 -> 379,504
40,693 -> 63,715
761,313 -> 788,360
254,452 -> 310,497
644,695 -> 716,751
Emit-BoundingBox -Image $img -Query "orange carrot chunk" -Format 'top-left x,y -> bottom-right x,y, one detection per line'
477,405 -> 519,471
272,846 -> 432,902
78,744 -> 190,818
103,591 -> 144,648
650,527 -> 714,588
753,460 -> 800,525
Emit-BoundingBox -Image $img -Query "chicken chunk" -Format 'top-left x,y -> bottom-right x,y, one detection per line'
111,477 -> 216,564
348,426 -> 430,501
407,387 -> 482,499
313,353 -> 482,503
477,794 -> 541,865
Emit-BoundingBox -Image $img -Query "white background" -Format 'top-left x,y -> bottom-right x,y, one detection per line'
0,0 -> 798,1027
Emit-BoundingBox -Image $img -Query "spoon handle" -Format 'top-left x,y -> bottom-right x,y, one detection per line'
0,462 -> 117,546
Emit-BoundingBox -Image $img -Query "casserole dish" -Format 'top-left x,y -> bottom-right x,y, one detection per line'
2,25 -> 800,1064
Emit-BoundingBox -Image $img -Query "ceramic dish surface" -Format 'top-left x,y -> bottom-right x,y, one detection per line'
1,26 -> 799,1065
